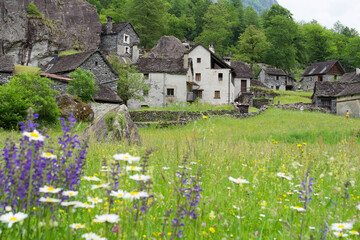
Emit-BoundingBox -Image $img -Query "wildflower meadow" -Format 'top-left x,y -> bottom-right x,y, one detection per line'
1,108 -> 360,239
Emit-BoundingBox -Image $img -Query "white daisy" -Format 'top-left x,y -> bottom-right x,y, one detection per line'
290,206 -> 306,212
83,176 -> 101,181
113,153 -> 140,164
70,223 -> 85,229
110,190 -> 128,198
125,166 -> 141,172
276,173 -> 293,180
0,212 -> 28,228
228,177 -> 249,184
61,201 -> 82,207
39,186 -> 62,194
39,197 -> 61,203
23,130 -> 45,142
333,232 -> 348,237
356,204 -> 360,211
350,230 -> 359,235
87,197 -> 103,204
81,232 -> 107,240
62,191 -> 78,197
41,152 -> 57,159
93,214 -> 120,223
74,202 -> 95,209
129,174 -> 151,182
5,206 -> 11,212
330,223 -> 353,231
91,183 -> 110,190
162,167 -> 170,170
125,191 -> 149,200
309,226 -> 315,230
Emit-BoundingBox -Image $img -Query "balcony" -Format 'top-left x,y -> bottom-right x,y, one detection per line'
187,92 -> 196,102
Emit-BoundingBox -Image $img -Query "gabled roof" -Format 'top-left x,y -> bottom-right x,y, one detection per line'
101,22 -> 140,39
251,79 -> 269,89
0,55 -> 15,73
147,36 -> 187,59
303,60 -> 345,76
341,72 -> 360,83
264,68 -> 287,76
42,50 -> 118,76
134,58 -> 187,74
336,82 -> 360,97
231,61 -> 254,78
312,81 -> 347,98
93,85 -> 122,103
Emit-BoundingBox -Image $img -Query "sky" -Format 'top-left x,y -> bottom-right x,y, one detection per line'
276,0 -> 360,32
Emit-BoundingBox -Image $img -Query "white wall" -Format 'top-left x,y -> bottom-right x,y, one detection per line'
234,78 -> 250,97
189,45 -> 233,104
337,95 -> 360,118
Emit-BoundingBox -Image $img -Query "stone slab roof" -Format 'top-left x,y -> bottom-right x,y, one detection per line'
336,82 -> 360,97
42,50 -> 118,76
251,79 -> 269,89
303,60 -> 344,76
134,57 -> 187,74
265,68 -> 287,76
147,36 -> 187,59
0,55 -> 15,73
40,73 -> 72,82
94,84 -> 122,103
312,81 -> 347,98
101,22 -> 140,38
231,61 -> 254,78
341,72 -> 360,83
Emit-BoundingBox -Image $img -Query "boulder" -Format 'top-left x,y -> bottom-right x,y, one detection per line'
56,94 -> 94,122
82,105 -> 141,143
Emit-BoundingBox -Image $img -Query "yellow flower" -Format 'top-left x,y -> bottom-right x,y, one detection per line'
209,227 -> 215,233
167,232 -> 171,236
297,144 -> 302,147
202,116 -> 208,119
142,235 -> 146,238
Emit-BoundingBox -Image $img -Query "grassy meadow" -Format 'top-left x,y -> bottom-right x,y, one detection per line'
1,108 -> 360,239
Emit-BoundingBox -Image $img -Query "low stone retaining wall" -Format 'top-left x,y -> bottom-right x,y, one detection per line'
273,103 -> 329,113
132,106 -> 269,127
253,98 -> 271,108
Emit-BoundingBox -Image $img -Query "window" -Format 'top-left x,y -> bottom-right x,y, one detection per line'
195,73 -> 201,81
95,61 -> 98,66
334,75 -> 337,80
276,86 -> 280,90
167,88 -> 174,96
124,34 -> 130,43
318,76 -> 323,82
125,46 -> 130,54
214,91 -> 220,99
218,73 -> 223,81
194,90 -> 203,99
143,73 -> 149,80
276,75 -> 279,80
197,58 -> 201,63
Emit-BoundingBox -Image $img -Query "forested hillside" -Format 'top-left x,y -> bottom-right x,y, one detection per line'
86,0 -> 360,72
240,0 -> 278,13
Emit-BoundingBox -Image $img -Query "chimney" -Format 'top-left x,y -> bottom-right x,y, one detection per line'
183,53 -> 189,69
53,50 -> 58,64
356,68 -> 360,75
209,44 -> 215,53
106,16 -> 113,34
132,43 -> 139,62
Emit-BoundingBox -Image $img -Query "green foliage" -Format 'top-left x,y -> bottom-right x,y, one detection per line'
68,68 -> 99,103
58,50 -> 82,57
108,55 -> 149,105
0,73 -> 60,129
26,3 -> 43,17
104,111 -> 117,131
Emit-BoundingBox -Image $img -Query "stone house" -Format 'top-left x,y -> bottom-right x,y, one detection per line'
336,82 -> 360,117
302,60 -> 345,91
258,67 -> 293,90
227,61 -> 254,104
41,50 -> 118,92
0,55 -> 15,85
99,16 -> 140,63
188,44 -> 235,105
312,81 -> 346,114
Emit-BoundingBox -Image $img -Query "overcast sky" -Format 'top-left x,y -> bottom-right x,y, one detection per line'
276,0 -> 360,32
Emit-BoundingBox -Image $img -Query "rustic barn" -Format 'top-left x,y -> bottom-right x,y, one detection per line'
312,81 -> 347,114
258,67 -> 294,90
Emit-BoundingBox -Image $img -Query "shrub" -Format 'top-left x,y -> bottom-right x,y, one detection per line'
68,68 -> 99,103
0,72 -> 60,129
26,3 -> 43,17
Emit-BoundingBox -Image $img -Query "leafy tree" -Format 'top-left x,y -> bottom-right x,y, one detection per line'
244,6 -> 261,29
108,56 -> 149,106
186,0 -> 212,40
68,68 -> 99,103
0,73 -> 60,129
166,14 -> 196,41
229,0 -> 245,45
233,25 -> 270,63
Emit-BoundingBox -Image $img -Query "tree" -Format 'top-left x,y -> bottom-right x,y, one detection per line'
233,25 -> 270,63
244,6 -> 261,29
0,73 -> 60,128
108,56 -> 149,106
68,68 -> 99,103
185,0 -> 212,40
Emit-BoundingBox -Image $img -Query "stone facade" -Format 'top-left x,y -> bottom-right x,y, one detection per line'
258,69 -> 287,90
50,79 -> 69,94
0,72 -> 12,85
313,96 -> 337,114
302,75 -> 336,91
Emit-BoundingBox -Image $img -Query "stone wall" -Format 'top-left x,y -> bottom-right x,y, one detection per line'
253,98 -> 270,108
0,72 -> 11,85
50,79 -> 68,94
273,103 -> 329,113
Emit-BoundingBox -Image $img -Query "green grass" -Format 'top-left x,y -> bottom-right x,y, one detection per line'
131,101 -> 234,112
273,90 -> 313,98
272,95 -> 312,105
14,65 -> 41,75
1,108 -> 360,239
59,50 -> 82,56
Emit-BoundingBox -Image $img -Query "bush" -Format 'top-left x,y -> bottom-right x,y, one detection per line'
26,3 -> 43,17
0,73 -> 60,129
68,68 -> 99,103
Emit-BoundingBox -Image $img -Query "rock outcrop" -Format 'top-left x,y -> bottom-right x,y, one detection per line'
82,105 -> 141,144
0,0 -> 101,67
56,94 -> 94,122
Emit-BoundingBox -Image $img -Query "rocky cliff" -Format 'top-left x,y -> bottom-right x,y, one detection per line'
0,0 -> 101,67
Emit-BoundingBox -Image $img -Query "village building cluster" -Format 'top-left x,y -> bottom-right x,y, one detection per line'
0,17 -> 360,117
